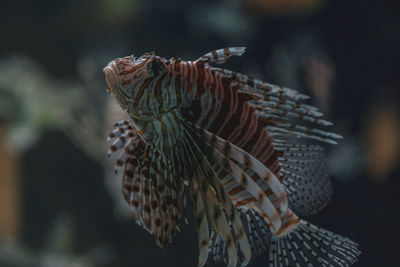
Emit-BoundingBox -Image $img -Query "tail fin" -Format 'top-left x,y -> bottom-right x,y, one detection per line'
269,220 -> 360,266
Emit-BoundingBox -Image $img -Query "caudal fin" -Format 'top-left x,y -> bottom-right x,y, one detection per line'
269,220 -> 360,267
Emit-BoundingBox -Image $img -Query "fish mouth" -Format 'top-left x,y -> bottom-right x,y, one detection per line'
103,62 -> 119,95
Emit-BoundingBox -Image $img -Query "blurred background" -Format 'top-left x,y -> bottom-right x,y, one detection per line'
0,0 -> 399,266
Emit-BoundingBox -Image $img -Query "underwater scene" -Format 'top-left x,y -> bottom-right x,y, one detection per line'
0,0 -> 399,266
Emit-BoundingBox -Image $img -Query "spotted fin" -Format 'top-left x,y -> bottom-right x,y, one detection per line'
107,120 -> 184,247
269,220 -> 360,266
274,141 -> 333,216
196,47 -> 246,65
188,176 -> 210,267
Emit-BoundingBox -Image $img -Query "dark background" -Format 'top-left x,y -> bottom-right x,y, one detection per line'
0,0 -> 399,266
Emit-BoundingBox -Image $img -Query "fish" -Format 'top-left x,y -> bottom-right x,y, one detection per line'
103,47 -> 361,267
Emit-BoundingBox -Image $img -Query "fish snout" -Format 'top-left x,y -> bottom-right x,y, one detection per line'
103,62 -> 120,94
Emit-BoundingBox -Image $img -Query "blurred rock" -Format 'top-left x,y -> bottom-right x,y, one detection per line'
305,54 -> 335,115
366,106 -> 400,181
0,125 -> 20,240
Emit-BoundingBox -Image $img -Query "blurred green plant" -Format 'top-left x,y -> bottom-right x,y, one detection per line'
0,55 -> 134,219
189,2 -> 254,41
244,0 -> 326,16
95,0 -> 141,26
0,56 -> 105,160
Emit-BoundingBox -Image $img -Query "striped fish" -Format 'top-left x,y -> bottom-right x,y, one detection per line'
104,47 -> 360,267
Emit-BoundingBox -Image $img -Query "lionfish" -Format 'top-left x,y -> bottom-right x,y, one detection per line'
103,47 -> 360,267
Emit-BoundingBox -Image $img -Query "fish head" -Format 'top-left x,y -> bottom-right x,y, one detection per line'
103,52 -> 166,112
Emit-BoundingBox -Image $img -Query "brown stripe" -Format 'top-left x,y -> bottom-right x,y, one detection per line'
133,78 -> 152,109
175,74 -> 182,106
223,48 -> 230,56
273,218 -> 300,236
122,79 -> 132,85
235,197 -> 256,206
228,185 -> 245,196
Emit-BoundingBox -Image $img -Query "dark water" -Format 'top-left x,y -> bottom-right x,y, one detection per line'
1,0 -> 399,266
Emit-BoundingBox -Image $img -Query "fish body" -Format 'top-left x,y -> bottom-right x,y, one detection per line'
104,47 -> 360,266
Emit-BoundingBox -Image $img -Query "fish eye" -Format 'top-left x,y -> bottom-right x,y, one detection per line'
146,58 -> 165,77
